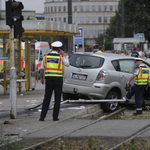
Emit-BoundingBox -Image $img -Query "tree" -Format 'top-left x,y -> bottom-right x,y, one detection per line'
0,13 -> 4,20
105,0 -> 150,44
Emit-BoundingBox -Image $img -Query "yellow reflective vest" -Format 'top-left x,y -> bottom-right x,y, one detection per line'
96,51 -> 103,53
135,66 -> 149,85
44,53 -> 63,77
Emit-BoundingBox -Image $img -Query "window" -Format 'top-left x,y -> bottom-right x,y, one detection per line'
55,18 -> 57,22
51,18 -> 53,21
115,5 -> 118,11
80,5 -> 83,11
86,5 -> 89,11
63,6 -> 66,11
58,17 -> 61,22
92,16 -> 96,23
98,5 -> 101,11
110,5 -> 113,11
104,5 -> 107,11
98,17 -> 101,23
104,16 -> 107,23
93,30 -> 96,37
92,5 -> 95,11
118,60 -> 136,74
74,6 -> 77,11
59,6 -> 61,12
69,54 -> 104,68
86,17 -> 89,23
80,17 -> 83,23
54,6 -> 57,12
86,30 -> 90,37
64,17 -> 66,22
51,7 -> 53,12
39,51 -> 43,61
98,30 -> 102,35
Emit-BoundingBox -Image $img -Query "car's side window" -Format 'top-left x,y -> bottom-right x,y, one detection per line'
112,60 -> 119,71
119,60 -> 136,74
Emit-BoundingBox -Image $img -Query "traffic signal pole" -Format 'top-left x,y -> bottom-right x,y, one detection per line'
10,25 -> 17,119
6,0 -> 24,119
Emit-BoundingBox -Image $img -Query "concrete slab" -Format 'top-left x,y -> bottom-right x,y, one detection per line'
65,120 -> 150,138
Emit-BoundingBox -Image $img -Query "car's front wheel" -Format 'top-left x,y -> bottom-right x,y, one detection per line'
101,91 -> 120,112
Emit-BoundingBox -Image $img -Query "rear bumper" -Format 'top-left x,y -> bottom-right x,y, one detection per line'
63,82 -> 111,99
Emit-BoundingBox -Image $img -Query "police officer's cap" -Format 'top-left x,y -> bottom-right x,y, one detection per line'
51,41 -> 63,48
135,58 -> 143,62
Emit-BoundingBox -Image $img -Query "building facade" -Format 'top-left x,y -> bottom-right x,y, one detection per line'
44,0 -> 120,46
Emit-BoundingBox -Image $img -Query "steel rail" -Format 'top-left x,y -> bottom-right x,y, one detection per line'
22,107 -> 126,150
109,122 -> 150,150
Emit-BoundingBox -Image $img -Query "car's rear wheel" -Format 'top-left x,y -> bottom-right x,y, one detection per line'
102,91 -> 120,112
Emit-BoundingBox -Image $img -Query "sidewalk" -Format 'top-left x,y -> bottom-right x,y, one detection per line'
1,81 -> 150,148
0,81 -> 99,141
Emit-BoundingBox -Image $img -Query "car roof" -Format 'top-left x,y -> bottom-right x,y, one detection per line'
74,52 -> 135,61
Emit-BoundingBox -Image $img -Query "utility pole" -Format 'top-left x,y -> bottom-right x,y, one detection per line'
121,0 -> 124,51
68,0 -> 73,57
121,0 -> 124,38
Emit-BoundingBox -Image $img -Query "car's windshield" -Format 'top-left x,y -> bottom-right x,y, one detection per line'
69,54 -> 104,68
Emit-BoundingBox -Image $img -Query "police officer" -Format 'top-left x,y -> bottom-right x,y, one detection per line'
123,58 -> 149,116
39,41 -> 69,121
131,47 -> 139,58
96,46 -> 104,53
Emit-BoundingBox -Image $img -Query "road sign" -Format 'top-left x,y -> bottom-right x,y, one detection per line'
74,27 -> 84,45
133,33 -> 144,39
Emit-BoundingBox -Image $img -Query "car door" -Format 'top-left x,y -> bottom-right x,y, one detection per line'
118,59 -> 136,97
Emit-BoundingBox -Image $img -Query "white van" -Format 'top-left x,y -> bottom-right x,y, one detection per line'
22,41 -> 50,79
35,42 -> 50,79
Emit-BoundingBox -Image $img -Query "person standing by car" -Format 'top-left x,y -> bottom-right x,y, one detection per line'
39,41 -> 69,121
123,58 -> 149,116
96,46 -> 104,53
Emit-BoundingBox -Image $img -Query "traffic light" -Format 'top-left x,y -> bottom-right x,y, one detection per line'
6,0 -> 24,38
75,45 -> 78,49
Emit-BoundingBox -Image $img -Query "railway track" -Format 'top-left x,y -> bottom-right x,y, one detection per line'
22,107 -> 127,150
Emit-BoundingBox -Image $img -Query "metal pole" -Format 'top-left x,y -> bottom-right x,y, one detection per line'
68,0 -> 73,57
121,0 -> 124,38
10,25 -> 17,119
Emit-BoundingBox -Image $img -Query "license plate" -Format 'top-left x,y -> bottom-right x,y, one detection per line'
72,73 -> 87,80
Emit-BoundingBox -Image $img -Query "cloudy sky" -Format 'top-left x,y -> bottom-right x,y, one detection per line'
1,0 -> 45,13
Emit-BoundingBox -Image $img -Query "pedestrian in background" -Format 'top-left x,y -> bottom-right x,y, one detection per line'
131,47 -> 139,58
123,58 -> 149,116
137,47 -> 143,58
39,41 -> 69,121
96,46 -> 104,53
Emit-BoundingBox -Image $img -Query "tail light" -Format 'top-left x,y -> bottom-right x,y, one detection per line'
96,69 -> 109,81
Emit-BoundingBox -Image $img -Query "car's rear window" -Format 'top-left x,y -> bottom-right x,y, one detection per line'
69,54 -> 104,68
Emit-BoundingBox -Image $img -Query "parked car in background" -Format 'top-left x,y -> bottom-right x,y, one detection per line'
63,52 -> 150,112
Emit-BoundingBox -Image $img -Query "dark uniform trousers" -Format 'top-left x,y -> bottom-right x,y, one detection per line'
40,77 -> 63,120
126,84 -> 146,114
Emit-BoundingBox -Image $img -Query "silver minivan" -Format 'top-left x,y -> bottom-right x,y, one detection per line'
63,52 -> 150,112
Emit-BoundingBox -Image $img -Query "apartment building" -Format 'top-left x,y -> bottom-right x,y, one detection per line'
44,0 -> 120,46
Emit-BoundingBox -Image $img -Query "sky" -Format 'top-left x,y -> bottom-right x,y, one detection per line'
1,0 -> 45,13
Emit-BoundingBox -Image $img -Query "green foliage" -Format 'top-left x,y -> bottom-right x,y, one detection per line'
99,0 -> 150,50
0,13 -> 4,20
26,16 -> 30,20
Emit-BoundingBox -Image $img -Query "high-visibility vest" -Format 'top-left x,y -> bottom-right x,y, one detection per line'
96,51 -> 103,53
135,66 -> 149,85
44,53 -> 63,77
